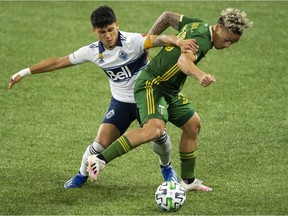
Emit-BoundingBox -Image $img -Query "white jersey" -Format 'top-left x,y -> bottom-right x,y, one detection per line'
69,31 -> 147,103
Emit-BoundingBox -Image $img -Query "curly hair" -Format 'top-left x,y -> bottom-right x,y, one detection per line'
218,8 -> 253,35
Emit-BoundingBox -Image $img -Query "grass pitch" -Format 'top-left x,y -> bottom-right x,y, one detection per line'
1,1 -> 287,215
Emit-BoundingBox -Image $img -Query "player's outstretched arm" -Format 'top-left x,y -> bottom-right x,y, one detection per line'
144,35 -> 198,54
156,35 -> 198,54
148,11 -> 182,35
177,52 -> 216,87
9,56 -> 72,90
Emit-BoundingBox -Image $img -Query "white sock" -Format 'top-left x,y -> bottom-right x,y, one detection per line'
152,131 -> 172,167
79,141 -> 105,176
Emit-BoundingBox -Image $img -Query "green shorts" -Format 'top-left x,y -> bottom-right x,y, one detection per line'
134,77 -> 195,128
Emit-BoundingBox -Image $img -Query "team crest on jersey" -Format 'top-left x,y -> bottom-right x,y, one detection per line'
199,24 -> 209,34
119,50 -> 128,61
178,92 -> 188,104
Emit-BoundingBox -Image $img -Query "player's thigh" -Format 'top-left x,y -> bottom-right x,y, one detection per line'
135,85 -> 169,125
100,97 -> 138,135
168,93 -> 195,128
180,112 -> 201,137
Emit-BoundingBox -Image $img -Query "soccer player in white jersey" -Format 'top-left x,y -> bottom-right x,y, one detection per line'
9,6 -> 198,188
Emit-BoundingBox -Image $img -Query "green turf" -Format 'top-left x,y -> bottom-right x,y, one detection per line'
1,1 -> 287,215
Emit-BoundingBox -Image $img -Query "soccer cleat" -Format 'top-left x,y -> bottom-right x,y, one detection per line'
64,173 -> 88,189
180,178 -> 212,192
161,164 -> 179,183
87,155 -> 106,181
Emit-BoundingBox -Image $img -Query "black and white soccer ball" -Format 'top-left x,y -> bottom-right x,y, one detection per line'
155,181 -> 186,212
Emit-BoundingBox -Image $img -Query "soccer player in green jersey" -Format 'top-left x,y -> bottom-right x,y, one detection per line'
87,8 -> 253,192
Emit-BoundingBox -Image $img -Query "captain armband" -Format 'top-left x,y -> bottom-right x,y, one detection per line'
143,35 -> 158,49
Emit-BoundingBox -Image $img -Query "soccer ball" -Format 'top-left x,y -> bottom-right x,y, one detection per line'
155,181 -> 186,212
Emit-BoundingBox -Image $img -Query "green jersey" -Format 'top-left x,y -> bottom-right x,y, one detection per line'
143,16 -> 213,95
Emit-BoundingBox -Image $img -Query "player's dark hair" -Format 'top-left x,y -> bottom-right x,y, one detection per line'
90,6 -> 116,28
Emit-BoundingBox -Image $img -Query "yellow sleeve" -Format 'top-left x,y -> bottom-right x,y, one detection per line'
143,35 -> 158,49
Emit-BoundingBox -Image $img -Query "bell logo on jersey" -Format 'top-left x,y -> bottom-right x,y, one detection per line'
103,52 -> 146,82
106,66 -> 132,82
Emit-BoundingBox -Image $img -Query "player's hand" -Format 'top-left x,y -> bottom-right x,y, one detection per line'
8,74 -> 22,90
200,74 -> 216,87
178,39 -> 199,54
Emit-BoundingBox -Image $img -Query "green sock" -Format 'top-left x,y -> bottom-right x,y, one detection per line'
102,135 -> 133,163
180,151 -> 197,179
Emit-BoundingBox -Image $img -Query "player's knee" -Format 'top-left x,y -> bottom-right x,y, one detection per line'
95,137 -> 111,147
143,121 -> 165,140
147,128 -> 164,140
182,113 -> 202,138
193,113 -> 202,132
96,131 -> 119,148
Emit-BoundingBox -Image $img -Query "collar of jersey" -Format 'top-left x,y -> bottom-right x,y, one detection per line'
209,25 -> 213,42
98,31 -> 123,53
